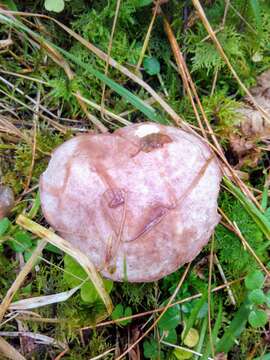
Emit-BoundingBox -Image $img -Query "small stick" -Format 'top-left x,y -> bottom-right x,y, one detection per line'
80,277 -> 244,331
214,254 -> 236,306
208,236 -> 215,358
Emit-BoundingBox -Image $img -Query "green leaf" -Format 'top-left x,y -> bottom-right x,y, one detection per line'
158,304 -> 180,330
248,309 -> 268,328
80,281 -> 99,303
63,255 -> 113,303
23,245 -> 41,264
0,218 -> 10,236
254,354 -> 270,360
123,307 -> 132,325
143,338 -> 159,359
248,289 -> 266,305
44,0 -> 65,12
182,295 -> 207,339
173,348 -> 193,359
249,0 -> 261,30
63,254 -> 86,287
261,174 -> 269,210
265,207 -> 270,222
216,300 -> 250,353
28,192 -> 41,219
1,0 -> 17,10
161,328 -> 177,344
111,304 -> 132,326
135,0 -> 152,7
143,57 -> 160,75
202,301 -> 223,359
7,231 -> 33,253
245,270 -> 265,290
183,328 -> 199,348
265,291 -> 270,308
45,243 -> 62,255
223,177 -> 270,244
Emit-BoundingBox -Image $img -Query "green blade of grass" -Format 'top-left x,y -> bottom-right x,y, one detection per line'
223,177 -> 270,241
54,45 -> 162,123
215,300 -> 250,354
0,13 -> 162,124
182,292 -> 207,340
202,299 -> 223,360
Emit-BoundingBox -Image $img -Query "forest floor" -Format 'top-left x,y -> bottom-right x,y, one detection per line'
0,0 -> 270,359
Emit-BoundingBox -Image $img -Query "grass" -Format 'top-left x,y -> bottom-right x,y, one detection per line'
0,0 -> 270,359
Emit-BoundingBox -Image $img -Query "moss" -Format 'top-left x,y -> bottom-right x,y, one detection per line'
2,130 -> 72,196
216,192 -> 267,279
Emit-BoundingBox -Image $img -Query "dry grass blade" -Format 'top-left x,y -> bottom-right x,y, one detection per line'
31,38 -> 108,133
9,286 -> 81,311
100,0 -> 121,115
16,215 -> 113,315
162,14 -> 261,209
0,9 -> 183,126
233,221 -> 270,277
24,120 -> 36,192
214,254 -> 236,306
208,236 -> 215,358
164,15 -> 263,213
135,1 -> 160,72
0,114 -> 30,144
0,332 -> 66,349
163,16 -> 206,138
191,0 -> 270,124
75,93 -> 131,126
0,88 -> 67,134
115,263 -> 191,359
0,15 -> 107,133
0,239 -> 47,324
0,336 -> 26,360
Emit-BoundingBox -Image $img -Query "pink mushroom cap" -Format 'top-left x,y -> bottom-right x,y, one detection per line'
40,123 -> 221,282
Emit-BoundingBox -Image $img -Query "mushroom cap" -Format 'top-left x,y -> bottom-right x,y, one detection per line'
40,123 -> 221,282
0,185 -> 14,219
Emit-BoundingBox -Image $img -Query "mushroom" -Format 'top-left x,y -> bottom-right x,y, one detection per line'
40,123 -> 221,282
0,185 -> 14,219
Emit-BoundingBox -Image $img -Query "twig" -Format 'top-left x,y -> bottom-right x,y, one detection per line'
214,254 -> 236,306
